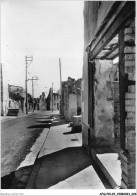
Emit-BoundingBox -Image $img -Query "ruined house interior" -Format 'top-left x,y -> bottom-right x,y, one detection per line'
83,1 -> 135,189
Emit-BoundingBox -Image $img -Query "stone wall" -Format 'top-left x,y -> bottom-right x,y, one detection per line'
67,94 -> 77,121
94,60 -> 115,146
61,77 -> 82,122
120,18 -> 136,189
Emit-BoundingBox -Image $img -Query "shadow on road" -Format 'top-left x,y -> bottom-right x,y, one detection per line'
50,118 -> 68,127
1,165 -> 33,189
1,147 -> 112,189
63,129 -> 82,135
34,116 -> 53,120
27,123 -> 51,129
34,146 -> 112,189
36,120 -> 52,124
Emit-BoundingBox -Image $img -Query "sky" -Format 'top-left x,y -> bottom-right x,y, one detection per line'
1,0 -> 84,98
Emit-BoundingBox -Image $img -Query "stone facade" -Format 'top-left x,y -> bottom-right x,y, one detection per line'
93,60 -> 115,146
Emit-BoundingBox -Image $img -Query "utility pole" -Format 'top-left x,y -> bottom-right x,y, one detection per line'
59,58 -> 62,115
25,56 -> 33,114
28,76 -> 39,113
52,82 -> 53,112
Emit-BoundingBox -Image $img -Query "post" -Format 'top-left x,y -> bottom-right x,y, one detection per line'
59,58 -> 62,115
28,76 -> 38,113
52,82 -> 53,112
25,56 -> 28,114
32,76 -> 34,112
25,56 -> 33,114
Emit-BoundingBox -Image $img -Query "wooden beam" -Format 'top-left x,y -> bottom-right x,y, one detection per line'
101,44 -> 118,60
88,59 -> 95,128
119,27 -> 126,150
89,2 -> 135,60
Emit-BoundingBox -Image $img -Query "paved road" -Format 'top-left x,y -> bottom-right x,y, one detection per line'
1,111 -> 54,177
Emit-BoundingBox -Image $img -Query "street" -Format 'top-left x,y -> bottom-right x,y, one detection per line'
1,111 -> 53,177
1,113 -> 112,189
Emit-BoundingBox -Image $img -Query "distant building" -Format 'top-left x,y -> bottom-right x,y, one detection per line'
46,89 -> 60,111
8,84 -> 26,116
1,63 -> 9,116
61,77 -> 82,121
39,92 -> 46,111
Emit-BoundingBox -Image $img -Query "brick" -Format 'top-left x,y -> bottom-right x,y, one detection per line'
125,66 -> 135,73
125,119 -> 135,125
125,106 -> 135,112
124,34 -> 135,46
125,60 -> 135,67
126,112 -> 135,119
125,93 -> 135,99
128,85 -> 135,93
124,34 -> 135,40
128,73 -> 135,81
125,132 -> 136,151
124,46 -> 135,54
124,28 -> 134,35
125,99 -> 135,106
125,54 -> 135,61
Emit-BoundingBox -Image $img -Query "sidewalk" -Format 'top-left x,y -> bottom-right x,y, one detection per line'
26,116 -> 111,189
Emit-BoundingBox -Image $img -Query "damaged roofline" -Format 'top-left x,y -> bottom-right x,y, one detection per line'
86,1 -> 135,60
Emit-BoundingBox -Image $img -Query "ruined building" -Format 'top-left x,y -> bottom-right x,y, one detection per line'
61,77 -> 82,121
46,89 -> 60,111
82,1 -> 135,189
39,92 -> 46,111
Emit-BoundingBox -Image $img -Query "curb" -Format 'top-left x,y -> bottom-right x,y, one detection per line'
91,148 -> 120,189
25,119 -> 53,189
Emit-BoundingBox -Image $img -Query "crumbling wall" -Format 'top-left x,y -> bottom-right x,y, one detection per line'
120,18 -> 136,189
61,77 -> 82,122
67,94 -> 77,121
94,60 -> 115,146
